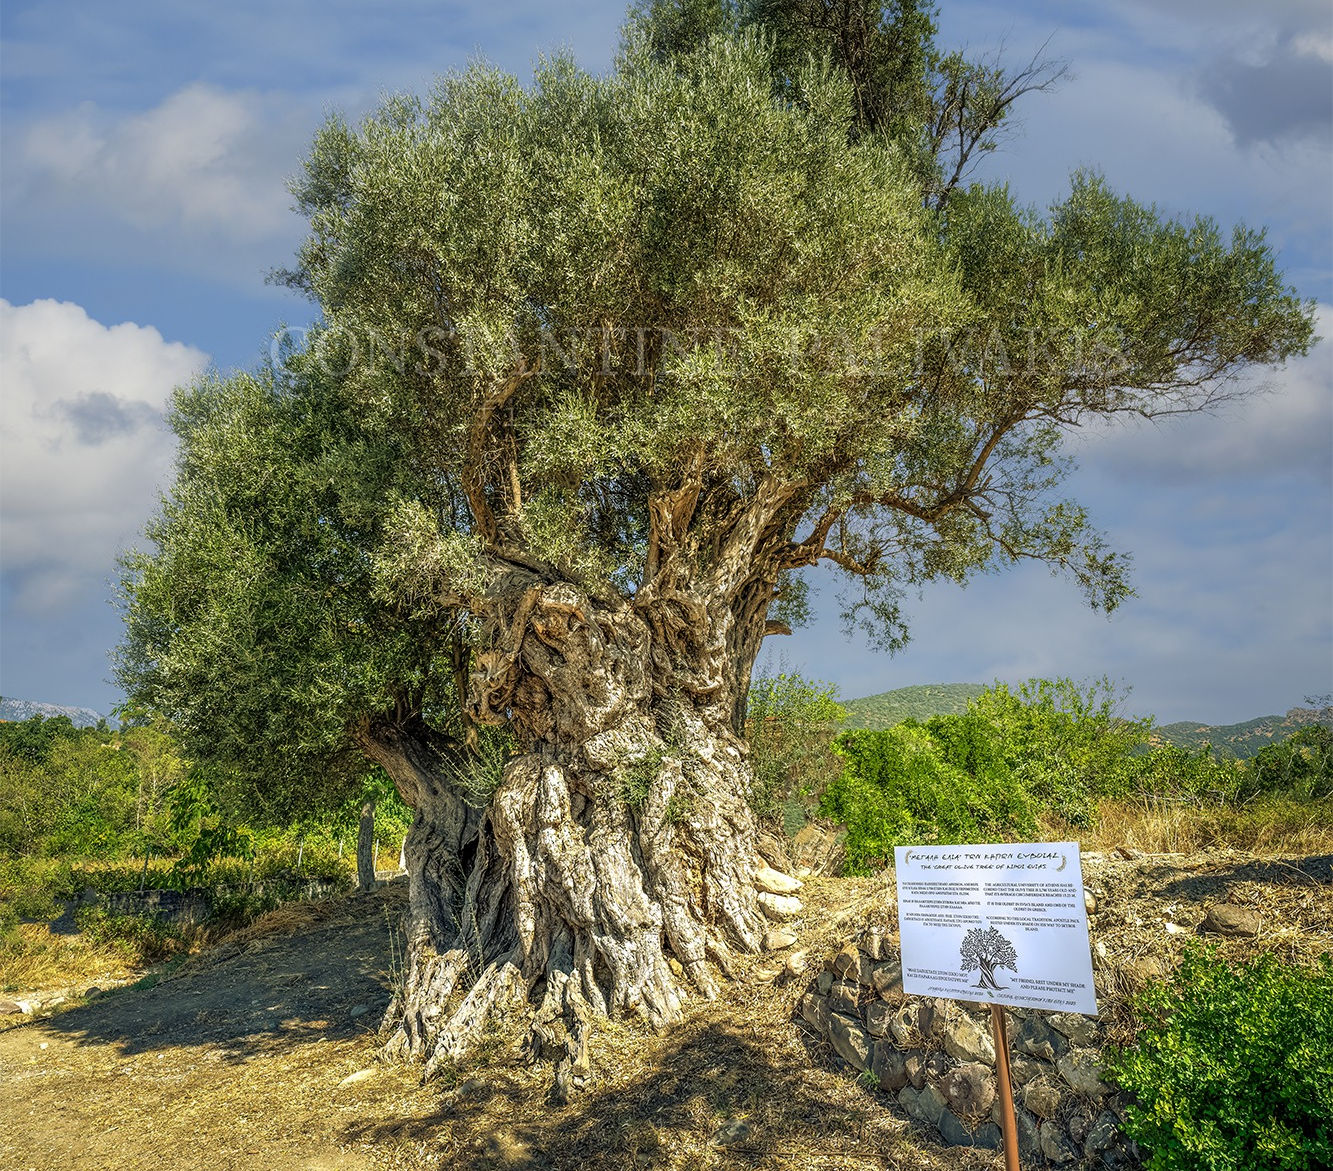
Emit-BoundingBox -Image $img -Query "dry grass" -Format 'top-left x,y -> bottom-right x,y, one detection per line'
1038,793 -> 1333,856
0,922 -> 144,994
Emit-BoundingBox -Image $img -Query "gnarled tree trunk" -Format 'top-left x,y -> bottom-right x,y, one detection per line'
360,579 -> 797,1099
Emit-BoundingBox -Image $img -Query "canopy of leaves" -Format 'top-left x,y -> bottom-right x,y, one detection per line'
121,4 -> 1315,796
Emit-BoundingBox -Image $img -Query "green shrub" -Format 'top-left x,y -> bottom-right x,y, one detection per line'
747,669 -> 846,832
73,906 -> 187,962
1241,726 -> 1333,803
1105,946 -> 1333,1171
821,724 -> 1036,873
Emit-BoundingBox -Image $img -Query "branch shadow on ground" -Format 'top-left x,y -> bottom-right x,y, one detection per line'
340,1010 -> 943,1171
27,891 -> 401,1064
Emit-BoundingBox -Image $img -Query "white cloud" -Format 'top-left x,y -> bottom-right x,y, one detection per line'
1072,310 -> 1333,483
16,83 -> 303,245
0,299 -> 207,612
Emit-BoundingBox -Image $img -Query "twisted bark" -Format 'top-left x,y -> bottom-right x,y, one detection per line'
368,579 -> 796,1099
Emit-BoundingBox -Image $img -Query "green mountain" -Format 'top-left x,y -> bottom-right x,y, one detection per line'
1150,708 -> 1333,759
840,683 -> 987,729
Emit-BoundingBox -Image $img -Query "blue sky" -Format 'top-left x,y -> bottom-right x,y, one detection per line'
1,0 -> 1330,725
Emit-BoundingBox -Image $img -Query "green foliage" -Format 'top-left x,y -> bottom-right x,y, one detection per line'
746,669 -> 846,831
73,906 -> 187,963
821,722 -> 1035,872
1106,947 -> 1333,1171
1242,726 -> 1333,802
165,771 -> 255,891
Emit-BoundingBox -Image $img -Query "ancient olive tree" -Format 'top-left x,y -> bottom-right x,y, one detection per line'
119,12 -> 1314,1097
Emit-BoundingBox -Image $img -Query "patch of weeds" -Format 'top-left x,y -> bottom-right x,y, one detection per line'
616,745 -> 666,809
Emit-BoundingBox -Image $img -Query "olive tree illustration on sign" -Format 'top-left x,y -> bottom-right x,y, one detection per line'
961,926 -> 1018,992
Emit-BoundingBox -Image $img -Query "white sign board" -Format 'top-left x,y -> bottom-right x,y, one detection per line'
894,842 -> 1097,1016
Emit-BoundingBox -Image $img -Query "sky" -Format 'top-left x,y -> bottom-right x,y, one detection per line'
1,0 -> 1330,726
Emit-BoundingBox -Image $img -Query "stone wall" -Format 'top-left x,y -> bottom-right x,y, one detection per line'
797,927 -> 1139,1167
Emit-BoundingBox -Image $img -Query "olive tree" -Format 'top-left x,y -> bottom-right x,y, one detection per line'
119,10 -> 1314,1097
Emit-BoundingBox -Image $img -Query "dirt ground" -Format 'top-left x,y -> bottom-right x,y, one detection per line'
1,849 -> 1329,1171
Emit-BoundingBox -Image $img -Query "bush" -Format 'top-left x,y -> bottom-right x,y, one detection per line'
746,670 -> 846,833
820,724 -> 1036,873
1105,946 -> 1333,1171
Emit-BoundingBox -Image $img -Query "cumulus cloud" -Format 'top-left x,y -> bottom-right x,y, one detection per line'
0,299 -> 207,612
17,83 -> 300,243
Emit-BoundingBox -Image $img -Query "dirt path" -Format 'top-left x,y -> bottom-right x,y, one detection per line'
0,886 -> 404,1171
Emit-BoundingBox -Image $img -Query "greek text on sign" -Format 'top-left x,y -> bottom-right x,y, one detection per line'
894,842 -> 1097,1016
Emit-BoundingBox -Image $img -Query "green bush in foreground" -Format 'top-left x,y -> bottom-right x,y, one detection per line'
1105,946 -> 1333,1171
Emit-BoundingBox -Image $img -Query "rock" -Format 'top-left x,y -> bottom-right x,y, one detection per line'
762,928 -> 798,951
941,1012 -> 995,1065
712,1118 -> 753,1146
937,1110 -> 1002,1150
752,962 -> 784,985
815,969 -> 834,996
1013,1105 -> 1043,1161
1202,903 -> 1261,937
858,927 -> 886,959
337,1068 -> 377,1088
1048,1012 -> 1098,1046
784,950 -> 808,979
1010,1055 -> 1051,1084
831,945 -> 859,978
870,1041 -> 909,1092
1014,1014 -> 1068,1062
84,987 -> 102,1000
1022,1076 -> 1063,1120
925,1051 -> 952,1082
799,993 -> 831,1033
829,980 -> 862,1016
1040,1119 -> 1079,1163
917,1001 -> 936,1038
667,956 -> 684,977
0,999 -> 23,1014
1057,1051 -> 1109,1099
943,1018 -> 997,1072
905,1053 -> 926,1090
1084,888 -> 1098,914
757,892 -> 802,920
871,961 -> 903,998
1084,1109 -> 1121,1156
864,1000 -> 892,1037
942,1062 -> 995,1118
898,1082 -> 948,1128
971,1122 -> 1004,1151
791,823 -> 845,876
829,1013 -> 873,1072
887,1004 -> 918,1047
754,866 -> 802,895
1067,1108 -> 1095,1145
1124,955 -> 1168,986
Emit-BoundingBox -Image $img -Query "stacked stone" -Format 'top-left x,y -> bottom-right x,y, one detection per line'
797,928 -> 1138,1167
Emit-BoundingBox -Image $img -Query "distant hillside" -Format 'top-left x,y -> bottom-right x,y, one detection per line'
841,683 -> 987,729
0,697 -> 108,728
1150,707 -> 1333,759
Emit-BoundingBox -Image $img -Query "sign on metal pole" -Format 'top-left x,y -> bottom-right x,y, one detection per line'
894,841 -> 1096,1015
894,842 -> 1098,1171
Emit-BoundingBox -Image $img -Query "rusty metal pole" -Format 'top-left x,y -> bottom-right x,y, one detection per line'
990,1003 -> 1021,1171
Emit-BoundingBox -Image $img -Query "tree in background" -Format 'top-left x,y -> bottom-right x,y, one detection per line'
118,1 -> 1314,1095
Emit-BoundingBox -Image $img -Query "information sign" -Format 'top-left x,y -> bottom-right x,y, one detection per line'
894,842 -> 1097,1016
